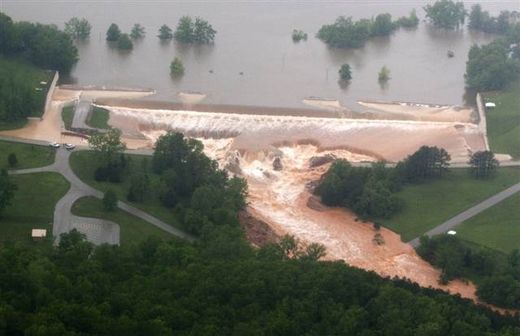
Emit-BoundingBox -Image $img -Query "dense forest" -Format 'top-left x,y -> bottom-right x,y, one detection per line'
1,229 -> 519,335
0,12 -> 78,73
465,10 -> 520,91
0,58 -> 49,124
418,235 -> 520,309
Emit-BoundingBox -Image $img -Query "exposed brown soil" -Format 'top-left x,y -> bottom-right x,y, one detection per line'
238,209 -> 280,247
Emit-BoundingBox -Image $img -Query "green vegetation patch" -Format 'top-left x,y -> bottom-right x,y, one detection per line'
87,106 -> 110,129
483,82 -> 520,159
0,172 -> 69,243
0,140 -> 55,169
0,57 -> 53,129
71,196 -> 173,245
457,193 -> 520,254
61,105 -> 74,130
381,167 -> 520,241
70,151 -> 178,227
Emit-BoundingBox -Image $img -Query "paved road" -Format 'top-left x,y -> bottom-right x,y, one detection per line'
9,146 -> 194,244
71,99 -> 96,130
409,182 -> 520,247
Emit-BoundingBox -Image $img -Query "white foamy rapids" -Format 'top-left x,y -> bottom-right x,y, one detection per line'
107,106 -> 485,162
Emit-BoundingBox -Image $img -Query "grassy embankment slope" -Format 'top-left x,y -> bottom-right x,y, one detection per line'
70,151 -> 180,228
0,57 -> 53,130
456,193 -> 519,254
483,81 -> 520,159
0,173 -> 69,244
87,107 -> 110,129
72,197 -> 173,245
381,167 -> 520,242
0,140 -> 55,169
61,105 -> 74,130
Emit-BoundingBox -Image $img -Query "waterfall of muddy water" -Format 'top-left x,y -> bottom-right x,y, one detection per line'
106,106 -> 487,163
131,125 -> 480,301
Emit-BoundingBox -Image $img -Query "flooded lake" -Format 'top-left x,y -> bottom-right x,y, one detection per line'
2,0 -> 516,109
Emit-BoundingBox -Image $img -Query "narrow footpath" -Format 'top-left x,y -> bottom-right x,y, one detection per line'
9,147 -> 194,245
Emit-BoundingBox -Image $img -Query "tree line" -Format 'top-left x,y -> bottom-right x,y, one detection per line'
88,130 -> 246,236
0,12 -> 78,73
317,11 -> 419,49
0,227 -> 519,334
418,235 -> 520,309
316,147 -> 499,220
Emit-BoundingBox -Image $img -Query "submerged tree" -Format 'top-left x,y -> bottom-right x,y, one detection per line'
174,16 -> 216,44
292,29 -> 308,42
339,64 -> 352,81
130,23 -> 145,39
117,33 -> 133,50
158,24 -> 173,40
64,17 -> 91,39
424,0 -> 466,30
106,23 -> 121,41
378,66 -> 391,82
170,57 -> 185,77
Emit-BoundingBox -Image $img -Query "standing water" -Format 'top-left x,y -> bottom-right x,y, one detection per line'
2,1 -> 515,109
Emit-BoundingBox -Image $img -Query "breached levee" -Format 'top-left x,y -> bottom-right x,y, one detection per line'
102,104 -> 488,302
106,106 -> 486,162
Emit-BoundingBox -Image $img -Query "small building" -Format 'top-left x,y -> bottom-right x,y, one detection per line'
31,229 -> 47,241
485,102 -> 496,109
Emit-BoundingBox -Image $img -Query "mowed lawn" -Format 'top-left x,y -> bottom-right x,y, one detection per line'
72,197 -> 174,245
457,193 -> 520,254
0,140 -> 55,169
483,81 -> 520,159
61,105 -> 74,130
381,167 -> 520,242
0,173 -> 69,243
70,151 -> 179,228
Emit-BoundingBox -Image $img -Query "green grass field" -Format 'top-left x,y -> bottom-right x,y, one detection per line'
87,106 -> 110,129
457,193 -> 520,254
483,82 -> 520,159
70,151 -> 179,227
381,167 -> 520,241
61,105 -> 74,130
72,197 -> 174,245
0,140 -> 55,169
0,173 -> 69,244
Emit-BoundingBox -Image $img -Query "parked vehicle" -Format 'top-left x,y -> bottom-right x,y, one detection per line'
49,142 -> 60,148
64,143 -> 76,150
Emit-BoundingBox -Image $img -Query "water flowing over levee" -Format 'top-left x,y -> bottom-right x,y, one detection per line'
107,106 -> 486,162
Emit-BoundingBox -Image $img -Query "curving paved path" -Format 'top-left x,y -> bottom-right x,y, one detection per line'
9,146 -> 194,245
409,182 -> 520,247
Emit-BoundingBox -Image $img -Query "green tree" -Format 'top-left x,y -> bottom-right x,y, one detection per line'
106,23 -> 121,41
158,24 -> 173,40
396,9 -> 419,28
127,173 -> 150,202
193,17 -> 216,44
372,13 -> 395,36
292,29 -> 308,42
102,189 -> 118,212
130,23 -> 145,39
64,17 -> 91,39
88,127 -> 126,165
469,151 -> 499,179
397,146 -> 451,182
0,169 -> 16,216
465,41 -> 519,91
170,57 -> 185,77
339,64 -> 352,81
378,66 -> 390,82
117,33 -> 133,50
174,16 -> 194,43
7,153 -> 17,168
424,0 -> 466,30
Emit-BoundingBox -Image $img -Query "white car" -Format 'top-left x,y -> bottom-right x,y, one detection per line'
49,142 -> 60,148
64,143 -> 76,150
